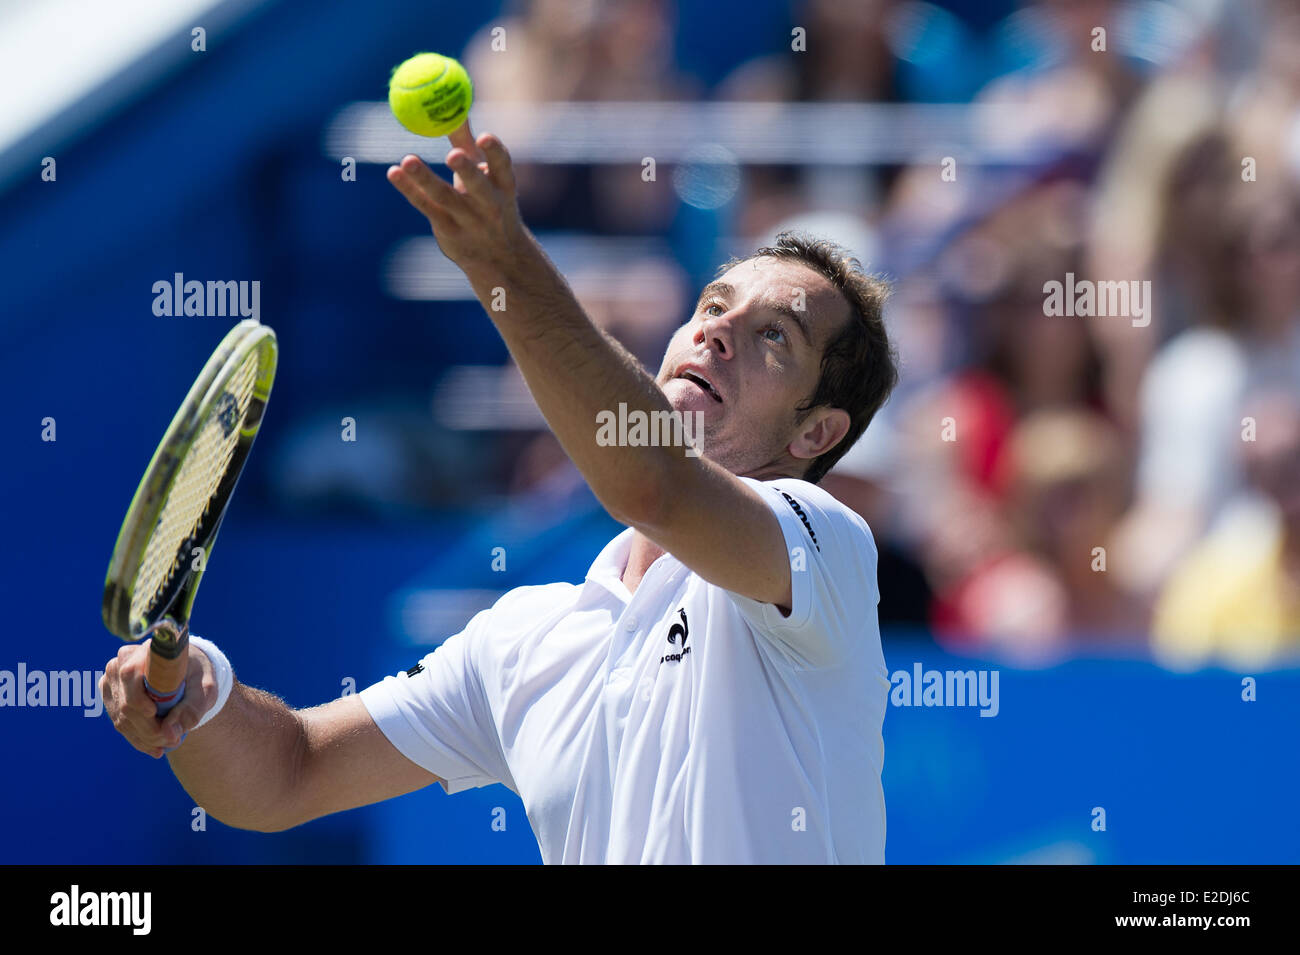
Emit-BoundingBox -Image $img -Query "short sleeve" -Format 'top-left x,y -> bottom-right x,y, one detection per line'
726,477 -> 881,669
359,609 -> 511,795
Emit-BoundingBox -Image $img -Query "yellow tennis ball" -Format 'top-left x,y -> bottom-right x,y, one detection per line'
388,52 -> 473,137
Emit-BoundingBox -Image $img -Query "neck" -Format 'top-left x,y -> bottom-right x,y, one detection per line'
622,532 -> 664,595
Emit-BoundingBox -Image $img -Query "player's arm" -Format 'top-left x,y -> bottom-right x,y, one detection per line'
386,135 -> 794,609
102,642 -> 440,832
471,250 -> 793,608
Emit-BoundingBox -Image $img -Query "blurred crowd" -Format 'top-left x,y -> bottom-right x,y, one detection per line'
428,0 -> 1300,669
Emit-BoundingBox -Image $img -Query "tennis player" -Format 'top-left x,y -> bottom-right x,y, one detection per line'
101,129 -> 898,864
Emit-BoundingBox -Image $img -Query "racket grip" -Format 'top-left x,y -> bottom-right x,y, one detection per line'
145,624 -> 191,751
145,677 -> 187,752
145,678 -> 187,716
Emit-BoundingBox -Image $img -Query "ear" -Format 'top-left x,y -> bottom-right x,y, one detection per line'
789,407 -> 851,463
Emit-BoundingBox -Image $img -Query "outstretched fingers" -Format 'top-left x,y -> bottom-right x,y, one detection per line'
448,147 -> 509,207
477,133 -> 516,195
447,122 -> 485,163
387,155 -> 461,230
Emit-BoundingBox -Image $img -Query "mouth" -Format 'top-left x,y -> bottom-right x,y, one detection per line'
675,366 -> 723,403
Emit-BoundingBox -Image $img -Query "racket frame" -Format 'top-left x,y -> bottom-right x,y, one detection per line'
102,319 -> 277,718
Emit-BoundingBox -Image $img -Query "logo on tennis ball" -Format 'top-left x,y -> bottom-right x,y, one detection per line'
388,52 -> 473,137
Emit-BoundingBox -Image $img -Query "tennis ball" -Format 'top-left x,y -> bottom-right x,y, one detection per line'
388,52 -> 473,137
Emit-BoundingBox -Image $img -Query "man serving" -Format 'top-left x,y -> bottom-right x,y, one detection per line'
101,127 -> 898,864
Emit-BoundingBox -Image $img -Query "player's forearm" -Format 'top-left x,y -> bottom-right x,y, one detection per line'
463,236 -> 686,523
166,682 -> 309,832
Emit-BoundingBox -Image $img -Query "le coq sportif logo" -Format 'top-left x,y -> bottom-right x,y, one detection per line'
660,608 -> 690,664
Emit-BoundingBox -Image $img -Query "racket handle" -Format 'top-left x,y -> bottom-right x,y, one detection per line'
145,623 -> 191,750
144,677 -> 187,716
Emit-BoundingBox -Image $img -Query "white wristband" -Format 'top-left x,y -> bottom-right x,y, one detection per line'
188,634 -> 234,729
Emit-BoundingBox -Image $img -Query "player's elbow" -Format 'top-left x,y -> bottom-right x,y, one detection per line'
243,813 -> 304,834
196,800 -> 308,833
608,483 -> 665,530
605,451 -> 681,529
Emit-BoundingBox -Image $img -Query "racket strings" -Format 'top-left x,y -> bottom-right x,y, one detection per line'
130,351 -> 261,624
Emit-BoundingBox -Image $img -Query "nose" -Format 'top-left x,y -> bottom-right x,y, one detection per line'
693,308 -> 737,358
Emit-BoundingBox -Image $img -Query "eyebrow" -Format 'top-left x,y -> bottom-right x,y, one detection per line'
694,281 -> 815,348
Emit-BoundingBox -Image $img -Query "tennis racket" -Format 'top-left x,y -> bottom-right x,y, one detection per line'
102,319 -> 277,739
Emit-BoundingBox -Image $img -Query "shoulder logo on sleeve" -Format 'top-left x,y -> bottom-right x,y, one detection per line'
406,662 -> 425,677
659,608 -> 691,664
780,492 -> 820,552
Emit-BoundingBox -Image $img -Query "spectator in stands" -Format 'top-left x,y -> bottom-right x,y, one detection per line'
1153,389 -> 1300,669
1001,408 -> 1141,639
462,0 -> 696,234
1109,182 -> 1300,601
715,0 -> 908,239
892,175 -> 1127,659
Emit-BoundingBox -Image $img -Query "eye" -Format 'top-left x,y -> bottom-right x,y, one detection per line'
701,300 -> 726,317
763,324 -> 788,345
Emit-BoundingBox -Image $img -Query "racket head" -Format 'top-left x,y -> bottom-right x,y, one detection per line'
103,320 -> 277,642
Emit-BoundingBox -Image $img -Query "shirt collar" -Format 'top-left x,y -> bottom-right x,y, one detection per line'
584,527 -> 692,605
583,526 -> 638,604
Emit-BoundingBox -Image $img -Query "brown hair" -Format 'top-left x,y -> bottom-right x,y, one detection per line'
719,230 -> 897,484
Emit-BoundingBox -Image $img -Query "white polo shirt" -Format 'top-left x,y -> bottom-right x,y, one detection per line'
360,476 -> 889,864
